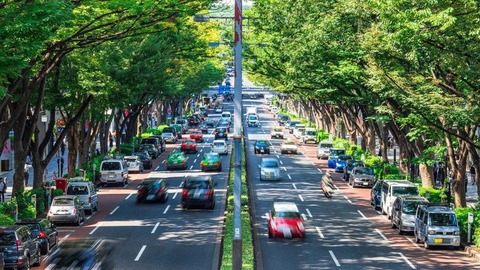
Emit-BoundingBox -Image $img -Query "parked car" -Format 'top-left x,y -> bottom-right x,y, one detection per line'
381,180 -> 419,219
214,127 -> 228,140
139,144 -> 160,159
211,140 -> 228,155
189,129 -> 204,142
124,155 -> 144,173
370,180 -> 382,210
0,225 -> 41,269
348,166 -> 375,188
181,139 -> 198,154
259,158 -> 281,181
147,135 -> 166,152
267,202 -> 305,239
136,178 -> 169,203
14,219 -> 58,255
163,126 -> 181,139
254,140 -> 271,154
99,158 -> 129,186
327,154 -> 353,172
280,140 -> 298,154
133,151 -> 153,170
200,152 -> 222,172
415,204 -> 461,249
181,176 -> 215,209
161,132 -> 178,144
141,137 -> 165,153
65,178 -> 98,215
165,151 -> 188,170
47,195 -> 86,226
343,160 -> 366,182
170,124 -> 185,138
391,195 -> 429,234
45,239 -> 115,269
270,127 -> 284,139
278,115 -> 290,125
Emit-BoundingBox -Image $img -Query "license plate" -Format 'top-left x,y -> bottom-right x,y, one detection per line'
109,174 -> 115,178
147,194 -> 155,200
266,173 -> 271,178
209,162 -> 213,165
434,238 -> 443,244
260,150 -> 264,153
363,182 -> 369,186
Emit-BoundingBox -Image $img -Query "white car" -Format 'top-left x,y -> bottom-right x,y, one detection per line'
259,158 -> 281,181
293,124 -> 306,139
280,140 -> 298,154
211,140 -> 228,155
124,156 -> 144,173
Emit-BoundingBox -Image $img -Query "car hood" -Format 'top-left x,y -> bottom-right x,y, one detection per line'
273,217 -> 304,231
261,168 -> 279,174
353,174 -> 375,180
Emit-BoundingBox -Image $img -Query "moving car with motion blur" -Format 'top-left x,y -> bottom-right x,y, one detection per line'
15,219 -> 58,255
136,178 -> 169,203
200,152 -> 222,172
254,140 -> 271,154
47,195 -> 86,226
280,140 -> 298,154
165,151 -> 189,170
189,129 -> 204,142
181,139 -> 198,154
259,158 -> 281,181
267,202 -> 305,239
214,127 -> 228,140
181,176 -> 215,210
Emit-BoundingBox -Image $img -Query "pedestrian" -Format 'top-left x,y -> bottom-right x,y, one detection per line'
470,166 -> 476,185
24,163 -> 31,187
0,177 -> 6,202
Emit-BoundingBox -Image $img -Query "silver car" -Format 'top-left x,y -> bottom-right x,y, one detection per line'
161,132 -> 177,143
47,195 -> 85,226
349,167 -> 375,188
259,158 -> 281,181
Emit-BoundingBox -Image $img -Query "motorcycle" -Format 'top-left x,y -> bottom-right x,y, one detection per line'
321,173 -> 335,198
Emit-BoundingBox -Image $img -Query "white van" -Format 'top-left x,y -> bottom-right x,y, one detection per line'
65,177 -> 98,215
303,128 -> 317,144
316,141 -> 334,159
380,180 -> 419,219
100,158 -> 129,187
221,112 -> 232,123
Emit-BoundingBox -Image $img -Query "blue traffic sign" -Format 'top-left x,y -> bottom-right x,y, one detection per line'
219,85 -> 231,94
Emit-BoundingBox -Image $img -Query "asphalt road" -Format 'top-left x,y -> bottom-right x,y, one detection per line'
246,97 -> 480,270
39,105 -> 233,270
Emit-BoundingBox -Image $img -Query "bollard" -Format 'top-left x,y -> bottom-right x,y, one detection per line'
14,203 -> 18,221
468,212 -> 474,244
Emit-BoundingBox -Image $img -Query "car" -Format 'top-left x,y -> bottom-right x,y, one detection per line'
47,195 -> 86,226
270,127 -> 284,139
247,114 -> 260,127
136,178 -> 169,203
278,115 -> 290,125
187,116 -> 201,126
198,122 -> 209,134
99,158 -> 129,186
214,107 -> 223,113
124,155 -> 144,173
332,154 -> 353,173
348,167 -> 375,188
391,195 -> 429,234
217,121 -> 231,132
259,158 -> 281,181
65,178 -> 99,215
189,129 -> 204,142
133,151 -> 153,170
343,160 -> 366,182
293,124 -> 306,139
326,151 -> 348,169
15,219 -> 58,255
141,136 -> 166,153
170,124 -> 186,138
161,132 -> 178,144
302,128 -> 317,144
205,119 -> 215,128
163,126 -> 181,139
254,140 -> 272,155
200,152 -> 222,172
211,140 -> 228,155
0,225 -> 41,269
181,139 -> 198,154
316,141 -> 334,159
370,180 -> 382,210
286,120 -> 301,133
139,143 -> 160,159
267,202 -> 305,239
45,239 -> 115,269
214,127 -> 228,140
280,140 -> 298,154
181,176 -> 215,209
165,151 -> 189,170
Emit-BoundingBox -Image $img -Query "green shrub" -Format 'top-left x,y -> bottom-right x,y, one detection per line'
384,174 -> 408,180
0,213 -> 14,225
316,130 -> 329,142
18,204 -> 36,220
419,187 -> 443,203
455,207 -> 480,244
26,188 -> 47,214
52,189 -> 64,197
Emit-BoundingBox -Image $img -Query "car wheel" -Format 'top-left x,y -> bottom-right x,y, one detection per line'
42,242 -> 49,256
23,256 -> 30,270
391,219 -> 396,229
398,227 -> 403,235
268,229 -> 273,238
415,231 -> 420,243
75,216 -> 81,226
424,239 -> 430,249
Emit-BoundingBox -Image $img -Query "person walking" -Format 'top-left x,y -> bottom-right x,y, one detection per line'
0,177 -> 6,202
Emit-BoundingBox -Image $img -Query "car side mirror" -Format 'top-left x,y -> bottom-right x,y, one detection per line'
258,165 -> 261,169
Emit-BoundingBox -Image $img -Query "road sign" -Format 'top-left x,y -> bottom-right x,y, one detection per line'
219,85 -> 231,94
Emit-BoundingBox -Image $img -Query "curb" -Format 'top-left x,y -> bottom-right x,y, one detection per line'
464,244 -> 480,262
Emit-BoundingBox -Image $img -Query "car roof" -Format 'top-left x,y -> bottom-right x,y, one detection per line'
261,157 -> 278,162
185,175 -> 212,182
273,202 -> 299,213
398,195 -> 428,202
53,195 -> 78,199
213,140 -> 226,143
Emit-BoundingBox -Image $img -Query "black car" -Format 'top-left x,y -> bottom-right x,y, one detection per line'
45,239 -> 115,270
133,151 -> 153,170
181,176 -> 215,209
205,119 -> 215,128
278,115 -> 290,125
162,127 -> 181,139
214,127 -> 228,140
141,136 -> 166,153
0,225 -> 41,269
15,219 -> 58,255
139,144 -> 159,159
343,160 -> 366,182
370,180 -> 382,210
136,178 -> 169,203
198,123 -> 209,134
254,140 -> 272,154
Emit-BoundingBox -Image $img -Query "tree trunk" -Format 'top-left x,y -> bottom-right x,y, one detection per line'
419,164 -> 434,188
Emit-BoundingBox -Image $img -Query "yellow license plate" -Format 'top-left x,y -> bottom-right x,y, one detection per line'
434,238 -> 443,244
266,174 -> 270,178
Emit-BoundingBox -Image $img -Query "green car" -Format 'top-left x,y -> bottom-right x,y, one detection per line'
200,152 -> 222,172
165,151 -> 188,170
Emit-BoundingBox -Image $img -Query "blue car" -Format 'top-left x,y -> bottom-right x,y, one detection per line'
332,154 -> 353,173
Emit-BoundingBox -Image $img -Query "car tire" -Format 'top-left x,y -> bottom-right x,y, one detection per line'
75,216 -> 81,226
23,256 -> 30,270
268,229 -> 273,238
391,219 -> 396,229
424,239 -> 430,249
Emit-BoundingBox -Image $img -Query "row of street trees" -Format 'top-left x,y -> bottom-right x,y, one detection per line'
245,0 -> 480,207
0,0 -> 226,197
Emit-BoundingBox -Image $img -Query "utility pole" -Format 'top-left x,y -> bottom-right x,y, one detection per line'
232,0 -> 243,269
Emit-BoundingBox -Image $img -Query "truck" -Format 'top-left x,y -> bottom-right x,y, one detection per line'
246,106 -> 257,116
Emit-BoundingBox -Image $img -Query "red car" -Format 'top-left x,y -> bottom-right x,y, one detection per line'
268,202 -> 305,239
189,129 -> 204,143
181,139 -> 197,153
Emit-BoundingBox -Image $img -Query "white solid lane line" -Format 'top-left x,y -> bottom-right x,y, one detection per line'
329,250 -> 341,266
306,208 -> 313,218
287,174 -> 292,180
151,222 -> 160,234
89,226 -> 99,235
110,206 -> 119,215
292,183 -> 297,189
135,245 -> 147,261
375,228 -> 389,241
316,227 -> 324,238
163,205 -> 171,214
125,192 -> 135,200
398,252 -> 416,269
357,210 -> 367,219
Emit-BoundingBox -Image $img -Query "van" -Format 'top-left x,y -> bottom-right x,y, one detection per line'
99,159 -> 129,187
66,177 -> 98,215
221,112 -> 232,123
293,124 -> 306,139
391,195 -> 428,234
303,128 -> 317,144
380,180 -> 419,219
414,204 -> 461,249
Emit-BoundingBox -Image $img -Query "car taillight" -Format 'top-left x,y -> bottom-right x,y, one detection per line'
144,159 -> 149,162
16,240 -> 21,247
182,189 -> 188,198
182,160 -> 187,165
72,209 -> 77,214
215,162 -> 220,166
205,190 -> 213,197
37,231 -> 47,239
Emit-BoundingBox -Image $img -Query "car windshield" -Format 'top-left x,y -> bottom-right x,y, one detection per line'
216,128 -> 226,132
320,143 -> 333,148
355,168 -> 373,175
67,186 -> 89,195
0,232 -> 16,245
205,154 -> 218,159
273,128 -> 282,132
274,211 -> 301,218
142,139 -> 157,144
184,140 -> 195,145
338,155 -> 352,161
262,160 -> 279,168
185,181 -> 212,190
392,186 -> 418,196
249,116 -> 258,120
306,131 -> 315,135
213,142 -> 225,147
256,141 -> 269,146
101,162 -> 121,170
53,198 -> 74,206
125,158 -> 136,162
162,133 -> 173,137
430,213 -> 457,226
402,201 -> 426,214
331,149 -> 346,155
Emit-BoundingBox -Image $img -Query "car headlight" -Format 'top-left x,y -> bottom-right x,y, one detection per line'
255,146 -> 260,149
428,230 -> 436,235
454,231 -> 460,235
297,222 -> 305,231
